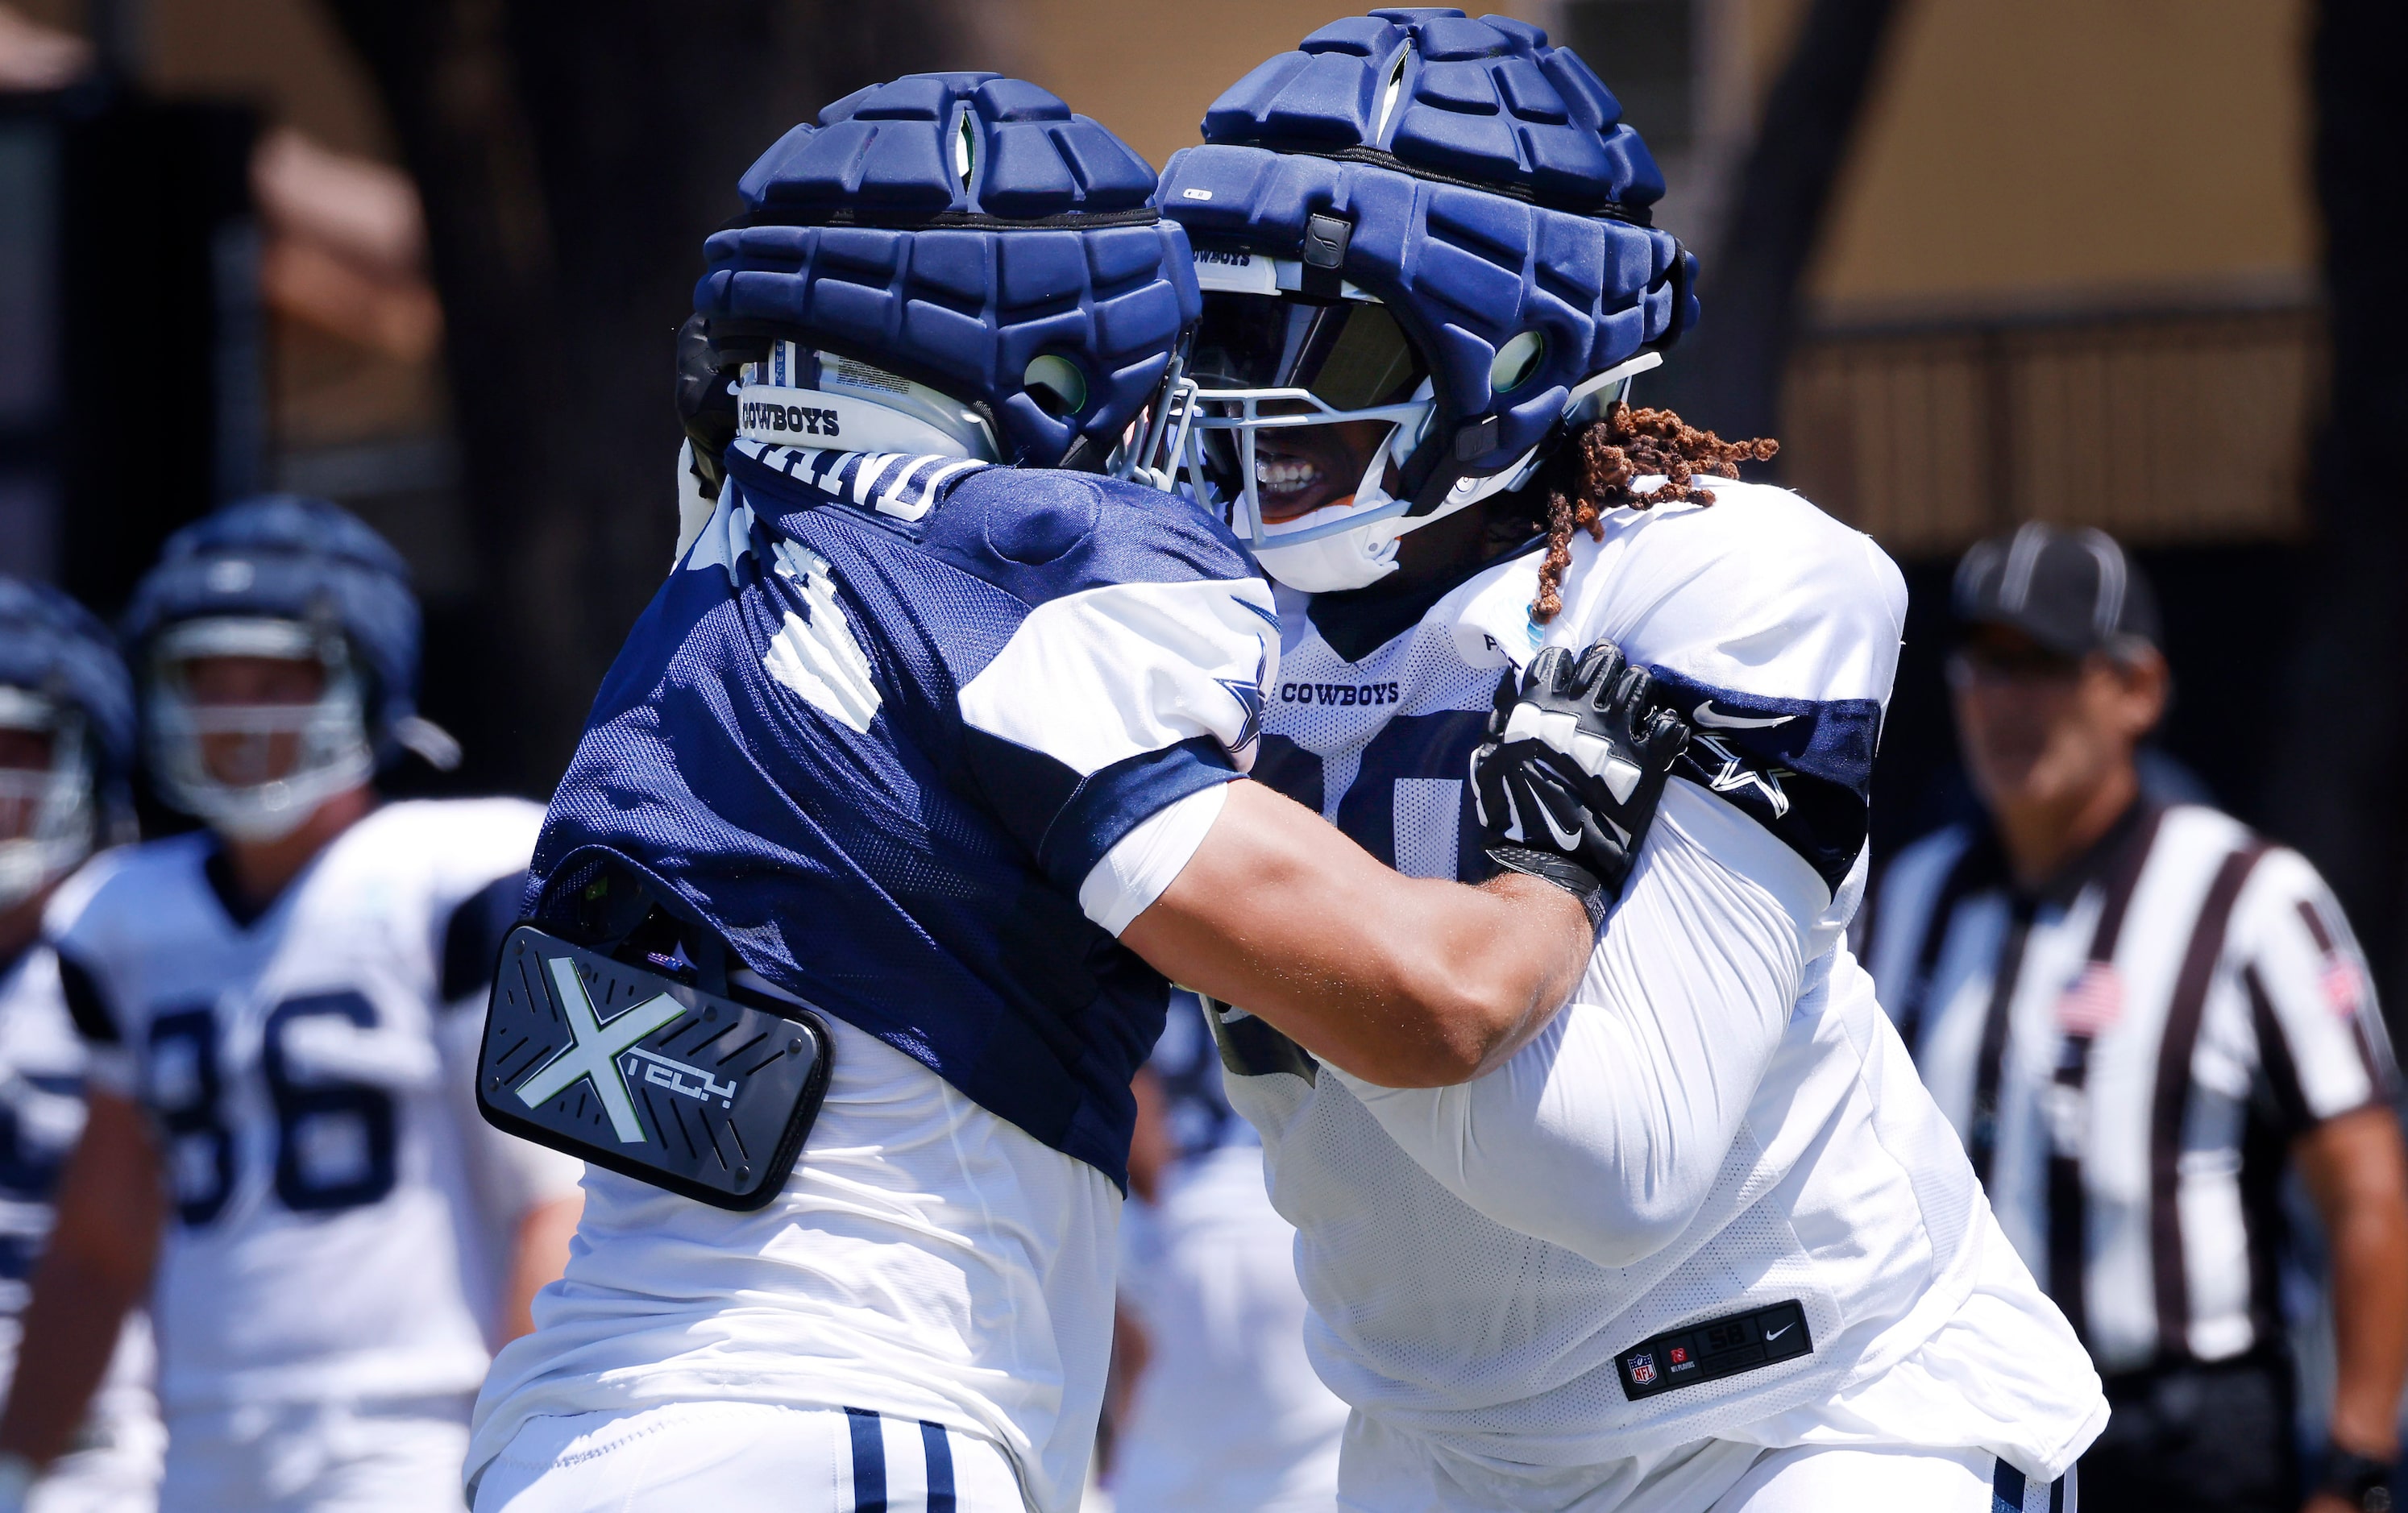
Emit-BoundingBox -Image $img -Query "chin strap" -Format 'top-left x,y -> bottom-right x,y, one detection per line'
1254,524 -> 1403,594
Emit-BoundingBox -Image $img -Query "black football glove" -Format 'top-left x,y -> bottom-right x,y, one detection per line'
1469,640 -> 1691,926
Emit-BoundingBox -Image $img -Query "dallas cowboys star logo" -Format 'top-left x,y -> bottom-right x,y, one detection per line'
1218,643 -> 1268,754
1691,731 -> 1794,819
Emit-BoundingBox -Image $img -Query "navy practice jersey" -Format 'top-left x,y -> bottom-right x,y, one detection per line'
530,439 -> 1275,1185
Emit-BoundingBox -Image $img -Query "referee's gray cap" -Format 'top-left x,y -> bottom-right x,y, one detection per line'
1953,523 -> 2161,659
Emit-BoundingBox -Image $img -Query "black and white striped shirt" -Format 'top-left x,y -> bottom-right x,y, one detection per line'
1859,801 -> 2396,1374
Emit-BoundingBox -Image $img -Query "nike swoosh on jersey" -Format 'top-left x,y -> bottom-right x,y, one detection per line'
1692,700 -> 1794,730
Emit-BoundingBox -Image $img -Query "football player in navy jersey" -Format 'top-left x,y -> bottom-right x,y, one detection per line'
0,500 -> 583,1513
464,72 -> 1684,1513
0,581 -> 162,1512
1138,9 -> 2107,1511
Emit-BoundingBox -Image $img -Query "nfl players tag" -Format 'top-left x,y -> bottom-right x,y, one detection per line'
476,925 -> 832,1212
1616,1300 -> 1813,1401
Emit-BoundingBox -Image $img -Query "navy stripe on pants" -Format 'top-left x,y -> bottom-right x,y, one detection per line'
846,1407 -> 886,1513
845,1406 -> 964,1512
1995,1457 -> 2074,1513
920,1419 -> 956,1513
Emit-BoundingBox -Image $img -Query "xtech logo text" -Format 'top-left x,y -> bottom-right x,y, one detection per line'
513,956 -> 687,1145
1278,681 -> 1401,707
742,400 -> 842,438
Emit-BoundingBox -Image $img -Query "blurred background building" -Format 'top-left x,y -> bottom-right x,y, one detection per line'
0,0 -> 2397,1014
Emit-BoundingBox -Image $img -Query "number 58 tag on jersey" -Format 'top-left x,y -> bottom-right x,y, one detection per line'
475,926 -> 832,1211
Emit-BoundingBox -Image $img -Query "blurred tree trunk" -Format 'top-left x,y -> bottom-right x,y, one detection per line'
317,0 -> 974,792
1656,0 -> 1904,451
2266,0 -> 2408,1017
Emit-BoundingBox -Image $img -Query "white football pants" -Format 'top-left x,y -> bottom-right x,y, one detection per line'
1339,1416 -> 2073,1513
471,1402 -> 1027,1512
160,1394 -> 471,1513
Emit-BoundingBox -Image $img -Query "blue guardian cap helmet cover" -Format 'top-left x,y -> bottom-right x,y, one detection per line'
0,578 -> 135,906
1152,7 -> 1699,591
121,495 -> 450,842
686,73 -> 1203,480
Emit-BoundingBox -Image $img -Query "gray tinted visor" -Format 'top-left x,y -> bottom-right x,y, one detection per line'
1189,292 -> 1430,412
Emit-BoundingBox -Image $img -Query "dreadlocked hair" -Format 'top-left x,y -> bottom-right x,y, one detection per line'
1527,403 -> 1780,624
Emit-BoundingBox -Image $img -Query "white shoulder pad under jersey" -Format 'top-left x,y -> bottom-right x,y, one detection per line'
1448,481 -> 1905,935
44,798 -> 552,1412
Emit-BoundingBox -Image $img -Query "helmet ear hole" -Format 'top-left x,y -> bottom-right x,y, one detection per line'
1023,354 -> 1089,420
1490,330 -> 1546,395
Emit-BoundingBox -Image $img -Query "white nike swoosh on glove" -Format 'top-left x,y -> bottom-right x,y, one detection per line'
1534,792 -> 1584,852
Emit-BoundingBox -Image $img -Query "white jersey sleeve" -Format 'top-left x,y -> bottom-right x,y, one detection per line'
1330,483 -> 1906,1265
39,849 -> 141,1096
1331,783 -> 1821,1266
940,574 -> 1277,918
1455,479 -> 1906,942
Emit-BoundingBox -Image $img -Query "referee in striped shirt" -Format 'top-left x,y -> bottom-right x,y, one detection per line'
1861,524 -> 2408,1513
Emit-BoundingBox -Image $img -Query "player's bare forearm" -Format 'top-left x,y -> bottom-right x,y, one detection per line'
1122,779 -> 1592,1088
499,1193 -> 583,1345
2298,1105 -> 2408,1459
0,1092 -> 160,1467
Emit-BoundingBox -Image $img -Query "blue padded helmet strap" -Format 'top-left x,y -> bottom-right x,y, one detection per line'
693,73 -> 1202,471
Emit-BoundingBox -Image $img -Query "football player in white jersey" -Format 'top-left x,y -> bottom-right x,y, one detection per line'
1146,10 -> 2108,1509
0,499 -> 583,1513
464,74 -> 1684,1513
0,579 -> 162,1513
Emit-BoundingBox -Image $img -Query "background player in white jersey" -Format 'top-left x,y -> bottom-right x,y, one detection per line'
466,74 -> 1669,1513
0,498 -> 583,1512
1147,10 -> 2107,1507
1111,990 -> 1345,1513
0,580 -> 161,1513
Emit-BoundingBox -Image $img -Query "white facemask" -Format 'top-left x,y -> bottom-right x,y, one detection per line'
147,618 -> 376,844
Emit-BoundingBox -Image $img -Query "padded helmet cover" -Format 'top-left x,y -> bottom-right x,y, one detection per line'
692,73 -> 1203,469
121,495 -> 423,758
1160,8 -> 1698,490
0,578 -> 135,786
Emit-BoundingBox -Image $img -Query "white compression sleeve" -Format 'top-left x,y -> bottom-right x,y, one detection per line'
1328,781 -> 1826,1270
1077,781 -> 1231,938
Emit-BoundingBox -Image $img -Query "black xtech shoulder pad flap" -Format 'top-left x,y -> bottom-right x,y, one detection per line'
477,925 -> 831,1212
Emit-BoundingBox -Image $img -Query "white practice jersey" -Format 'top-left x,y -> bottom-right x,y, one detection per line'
45,799 -> 581,1416
0,931 -> 160,1474
1219,481 -> 2107,1490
